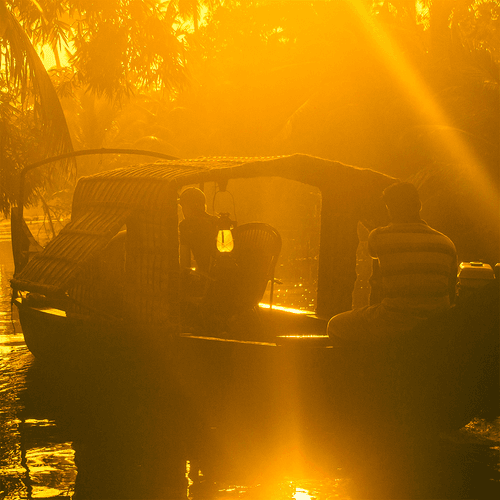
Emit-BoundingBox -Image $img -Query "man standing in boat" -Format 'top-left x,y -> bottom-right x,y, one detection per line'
328,181 -> 458,341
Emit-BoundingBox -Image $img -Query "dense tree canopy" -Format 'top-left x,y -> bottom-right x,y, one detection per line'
0,0 -> 194,213
4,0 -> 191,97
1,0 -> 499,260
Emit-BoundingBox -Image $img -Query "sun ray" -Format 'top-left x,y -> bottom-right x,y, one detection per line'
349,1 -> 497,216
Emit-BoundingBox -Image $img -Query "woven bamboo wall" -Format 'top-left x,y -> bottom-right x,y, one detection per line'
123,182 -> 180,332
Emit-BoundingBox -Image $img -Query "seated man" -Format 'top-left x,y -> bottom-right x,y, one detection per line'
328,181 -> 458,342
179,187 -> 219,277
178,187 -> 235,331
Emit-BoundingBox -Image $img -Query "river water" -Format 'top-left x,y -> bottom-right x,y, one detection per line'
1,226 -> 500,499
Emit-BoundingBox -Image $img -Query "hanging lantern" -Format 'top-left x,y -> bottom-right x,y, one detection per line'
216,212 -> 235,253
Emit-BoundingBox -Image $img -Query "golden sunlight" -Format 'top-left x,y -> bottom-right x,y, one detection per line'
40,43 -> 71,70
415,0 -> 430,29
350,0 -> 498,215
259,303 -> 310,314
294,488 -> 313,500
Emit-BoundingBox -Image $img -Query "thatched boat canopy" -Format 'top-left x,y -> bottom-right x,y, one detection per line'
11,154 -> 396,327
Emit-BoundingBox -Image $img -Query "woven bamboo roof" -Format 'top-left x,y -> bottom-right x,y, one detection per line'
11,155 -> 396,297
73,154 -> 390,193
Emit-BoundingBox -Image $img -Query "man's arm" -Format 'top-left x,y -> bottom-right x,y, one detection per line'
369,259 -> 383,305
367,229 -> 383,305
449,254 -> 458,305
180,244 -> 192,271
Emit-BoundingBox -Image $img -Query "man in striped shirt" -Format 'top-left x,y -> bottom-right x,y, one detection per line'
328,182 -> 458,341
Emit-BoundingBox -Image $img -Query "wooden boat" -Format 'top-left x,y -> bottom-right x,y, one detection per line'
10,153 -> 498,434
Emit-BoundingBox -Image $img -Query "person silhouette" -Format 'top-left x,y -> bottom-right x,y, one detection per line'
328,181 -> 458,342
178,187 -> 219,276
178,187 -> 230,331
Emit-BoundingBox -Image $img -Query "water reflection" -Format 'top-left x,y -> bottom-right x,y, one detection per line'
1,261 -> 500,499
20,353 -> 190,499
15,348 -> 352,500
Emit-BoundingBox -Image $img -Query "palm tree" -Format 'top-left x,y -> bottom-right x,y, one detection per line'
1,0 -> 198,214
0,0 -> 74,214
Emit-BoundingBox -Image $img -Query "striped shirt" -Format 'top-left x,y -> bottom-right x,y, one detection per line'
368,222 -> 457,315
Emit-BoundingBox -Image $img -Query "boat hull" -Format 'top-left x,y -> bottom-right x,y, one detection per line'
14,282 -> 499,434
13,297 -> 145,363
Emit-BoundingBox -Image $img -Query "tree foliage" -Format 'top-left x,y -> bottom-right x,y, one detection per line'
0,0 -> 194,214
1,0 -> 499,259
1,0 -> 74,215
3,0 -> 191,98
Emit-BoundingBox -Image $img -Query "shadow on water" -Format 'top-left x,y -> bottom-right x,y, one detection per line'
19,354 -> 195,499
15,350 -> 352,500
14,346 -> 500,500
13,336 -> 500,499
11,332 -> 349,500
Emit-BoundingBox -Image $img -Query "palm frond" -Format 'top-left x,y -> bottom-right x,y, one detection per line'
3,9 -> 74,160
1,6 -> 74,204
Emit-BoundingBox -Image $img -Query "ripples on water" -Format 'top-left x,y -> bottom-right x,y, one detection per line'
1,262 -> 76,499
1,261 -> 499,499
